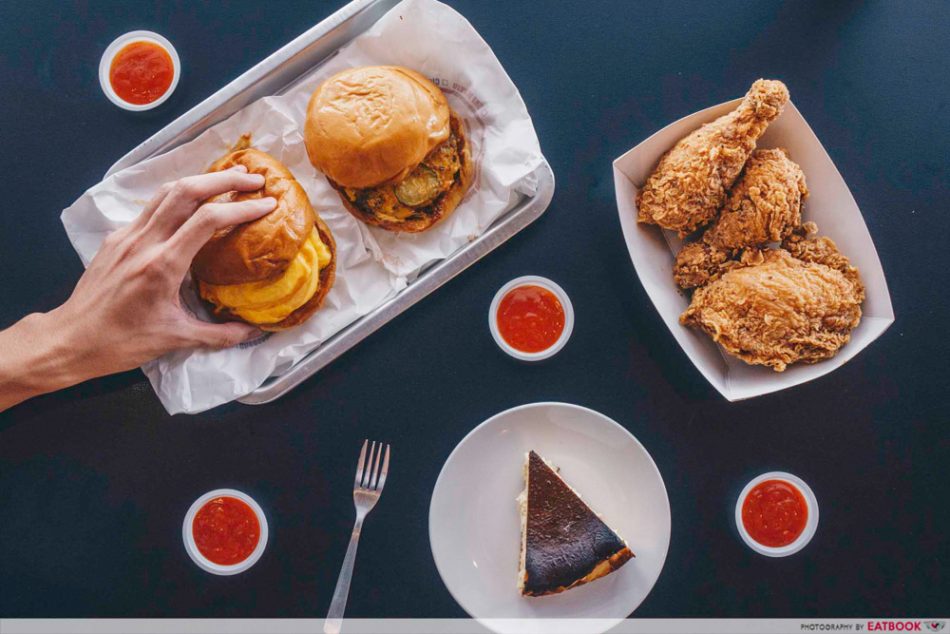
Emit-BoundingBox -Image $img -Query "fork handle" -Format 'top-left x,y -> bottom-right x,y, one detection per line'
324,516 -> 364,634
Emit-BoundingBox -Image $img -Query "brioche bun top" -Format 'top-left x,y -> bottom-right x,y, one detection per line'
191,148 -> 316,285
304,66 -> 451,189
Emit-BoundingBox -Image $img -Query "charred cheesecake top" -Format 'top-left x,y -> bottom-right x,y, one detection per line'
523,450 -> 632,596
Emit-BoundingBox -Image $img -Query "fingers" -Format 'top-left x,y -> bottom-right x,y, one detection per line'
146,167 -> 265,239
185,318 -> 262,349
127,181 -> 175,232
165,196 -> 278,274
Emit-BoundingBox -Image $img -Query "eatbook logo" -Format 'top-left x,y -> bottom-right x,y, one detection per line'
925,622 -> 945,632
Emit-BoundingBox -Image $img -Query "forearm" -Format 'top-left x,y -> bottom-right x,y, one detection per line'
0,309 -> 94,412
0,171 -> 270,412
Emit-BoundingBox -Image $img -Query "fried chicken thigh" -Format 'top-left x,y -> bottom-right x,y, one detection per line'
673,148 -> 808,289
680,243 -> 864,372
704,148 -> 807,248
637,79 -> 790,236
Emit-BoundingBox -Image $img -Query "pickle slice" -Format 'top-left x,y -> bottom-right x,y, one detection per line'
394,165 -> 441,207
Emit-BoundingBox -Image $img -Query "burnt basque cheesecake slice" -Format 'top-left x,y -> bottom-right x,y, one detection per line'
518,451 -> 634,596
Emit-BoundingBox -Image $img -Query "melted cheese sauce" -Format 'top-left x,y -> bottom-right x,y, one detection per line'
199,230 -> 331,324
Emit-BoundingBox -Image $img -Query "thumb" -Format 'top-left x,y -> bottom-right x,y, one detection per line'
187,319 -> 263,349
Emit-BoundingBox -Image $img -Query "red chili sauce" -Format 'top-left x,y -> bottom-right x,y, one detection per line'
497,285 -> 565,353
109,41 -> 174,105
192,496 -> 260,565
741,479 -> 808,547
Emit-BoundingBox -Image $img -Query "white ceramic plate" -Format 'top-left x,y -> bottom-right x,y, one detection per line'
429,402 -> 671,634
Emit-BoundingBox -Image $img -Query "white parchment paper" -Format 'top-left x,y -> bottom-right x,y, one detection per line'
60,0 -> 544,414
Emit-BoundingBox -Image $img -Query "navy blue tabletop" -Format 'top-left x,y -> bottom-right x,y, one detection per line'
1,0 -> 947,619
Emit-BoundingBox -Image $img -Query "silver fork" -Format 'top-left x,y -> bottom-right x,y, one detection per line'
324,440 -> 390,634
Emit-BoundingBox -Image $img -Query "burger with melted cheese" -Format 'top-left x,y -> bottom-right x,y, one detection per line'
191,148 -> 336,331
304,66 -> 474,232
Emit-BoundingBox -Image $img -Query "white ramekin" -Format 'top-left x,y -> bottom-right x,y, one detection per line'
182,488 -> 268,575
98,30 -> 180,111
488,275 -> 574,362
735,471 -> 819,557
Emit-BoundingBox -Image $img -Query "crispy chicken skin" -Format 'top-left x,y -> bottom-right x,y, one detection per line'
704,148 -> 807,249
673,148 -> 808,289
638,79 -> 790,236
673,242 -> 734,289
782,222 -> 864,292
680,242 -> 864,372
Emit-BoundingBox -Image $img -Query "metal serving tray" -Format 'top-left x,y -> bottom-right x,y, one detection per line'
104,0 -> 556,405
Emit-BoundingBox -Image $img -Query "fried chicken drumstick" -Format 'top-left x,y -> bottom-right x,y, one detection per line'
637,79 -> 790,236
673,148 -> 808,289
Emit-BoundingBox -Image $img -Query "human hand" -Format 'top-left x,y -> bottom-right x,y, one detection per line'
0,167 -> 276,410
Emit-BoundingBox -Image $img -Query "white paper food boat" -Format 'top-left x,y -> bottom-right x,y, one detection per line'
613,98 -> 894,401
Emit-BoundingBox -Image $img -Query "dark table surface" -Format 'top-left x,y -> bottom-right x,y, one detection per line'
1,0 -> 948,620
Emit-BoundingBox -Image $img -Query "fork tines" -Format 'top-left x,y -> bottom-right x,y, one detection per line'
355,439 -> 390,492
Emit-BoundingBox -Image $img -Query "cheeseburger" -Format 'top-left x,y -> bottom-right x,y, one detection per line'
191,148 -> 336,331
304,66 -> 473,232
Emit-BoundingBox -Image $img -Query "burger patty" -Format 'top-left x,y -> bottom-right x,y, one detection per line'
341,124 -> 464,223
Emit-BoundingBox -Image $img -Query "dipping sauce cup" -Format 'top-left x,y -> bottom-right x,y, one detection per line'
183,488 -> 268,575
735,471 -> 818,557
489,275 -> 574,362
99,30 -> 180,111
